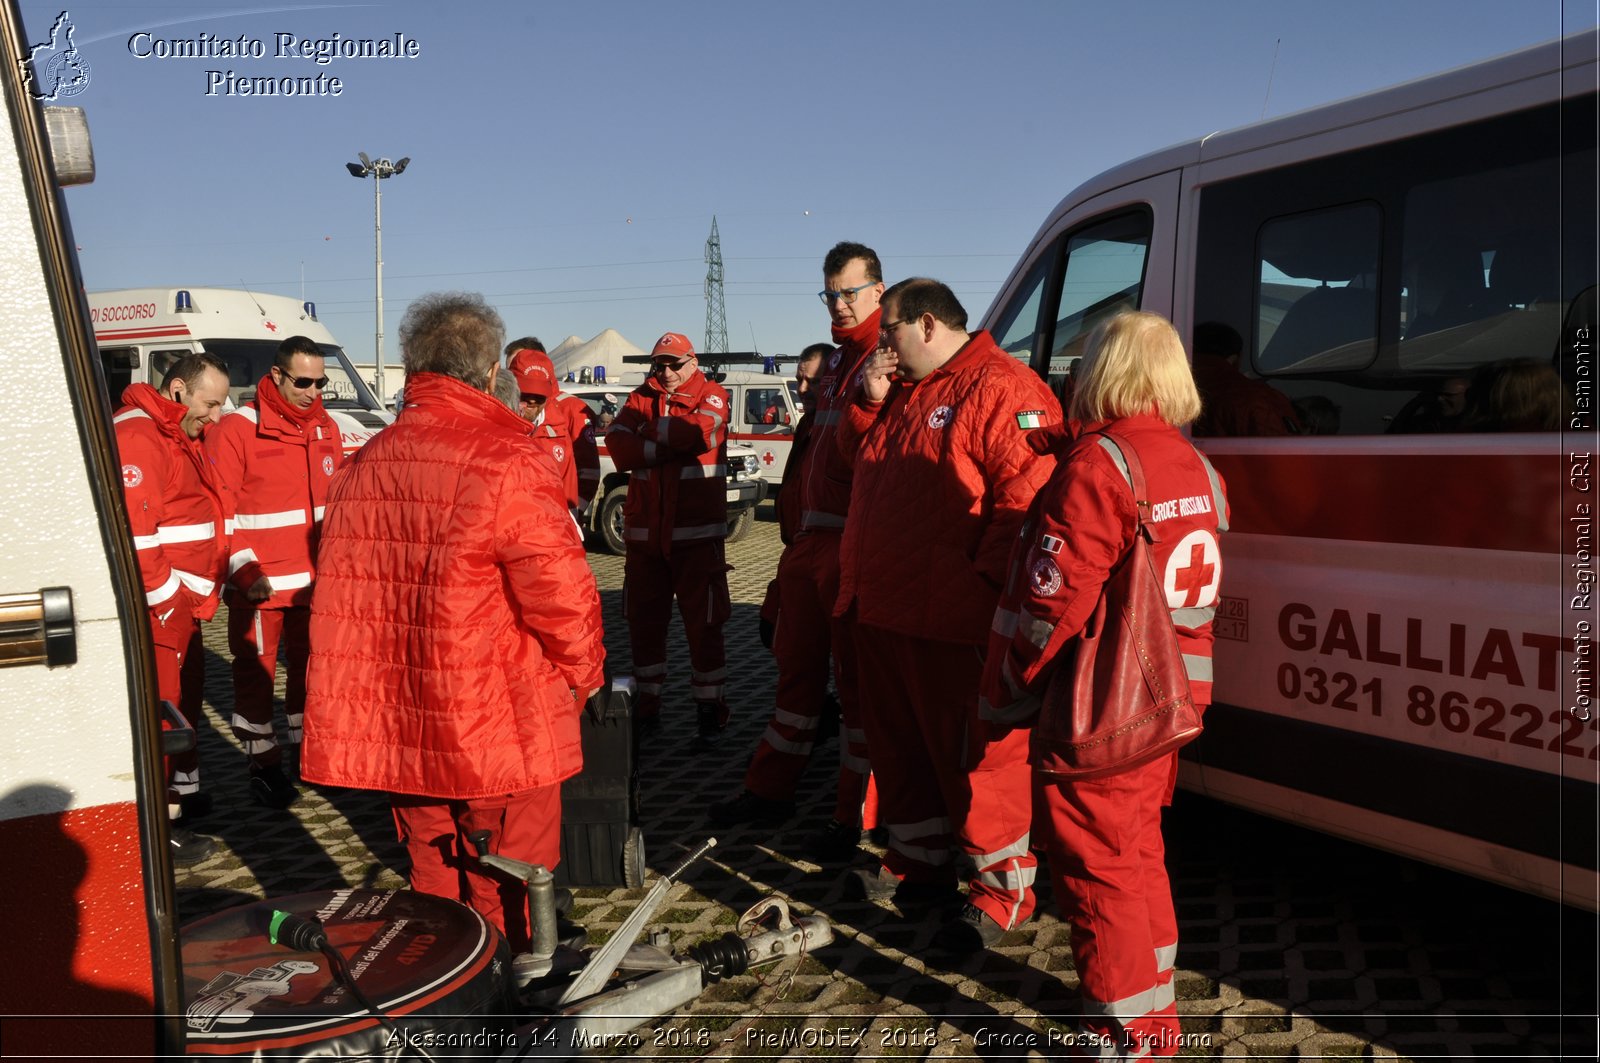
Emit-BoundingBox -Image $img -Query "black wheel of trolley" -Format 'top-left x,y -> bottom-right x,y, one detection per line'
622,826 -> 646,887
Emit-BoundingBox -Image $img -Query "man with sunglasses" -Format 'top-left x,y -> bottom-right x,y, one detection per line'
605,332 -> 732,744
709,242 -> 882,859
206,334 -> 342,809
505,338 -> 600,515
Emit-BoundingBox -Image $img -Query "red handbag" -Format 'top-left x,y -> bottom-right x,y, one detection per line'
1030,431 -> 1203,779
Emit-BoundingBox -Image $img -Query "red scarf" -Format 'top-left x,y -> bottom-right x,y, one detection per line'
830,306 -> 883,365
254,373 -> 327,430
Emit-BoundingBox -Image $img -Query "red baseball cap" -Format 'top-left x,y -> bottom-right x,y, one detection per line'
508,348 -> 557,398
651,332 -> 696,362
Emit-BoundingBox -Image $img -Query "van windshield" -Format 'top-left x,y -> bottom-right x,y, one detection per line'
191,340 -> 378,411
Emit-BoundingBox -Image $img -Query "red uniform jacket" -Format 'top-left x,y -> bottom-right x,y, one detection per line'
205,379 -> 341,609
301,373 -> 606,800
982,414 -> 1230,721
605,369 -> 730,554
554,391 -> 601,510
113,384 -> 227,622
835,330 -> 1062,645
799,310 -> 881,533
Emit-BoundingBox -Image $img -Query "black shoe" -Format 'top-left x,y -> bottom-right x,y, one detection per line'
695,703 -> 725,747
867,825 -> 890,846
805,818 -> 860,862
710,790 -> 794,827
932,903 -> 1009,954
170,825 -> 217,866
553,887 -> 573,917
555,918 -> 587,950
249,764 -> 298,809
843,866 -> 960,916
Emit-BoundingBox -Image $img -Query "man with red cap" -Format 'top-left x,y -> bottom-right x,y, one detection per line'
206,334 -> 342,809
114,352 -> 231,863
605,332 -> 732,743
506,337 -> 600,515
710,244 -> 890,861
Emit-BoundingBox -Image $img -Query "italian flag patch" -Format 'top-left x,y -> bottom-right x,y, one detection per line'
1016,409 -> 1045,429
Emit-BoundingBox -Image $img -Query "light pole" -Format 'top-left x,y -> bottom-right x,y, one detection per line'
345,152 -> 408,404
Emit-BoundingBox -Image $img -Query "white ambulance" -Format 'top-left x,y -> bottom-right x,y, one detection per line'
87,287 -> 393,455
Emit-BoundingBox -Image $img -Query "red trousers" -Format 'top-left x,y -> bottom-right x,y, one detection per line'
151,604 -> 205,802
1037,753 -> 1181,1058
227,600 -> 308,770
624,540 -> 730,722
742,532 -> 869,825
391,786 -> 561,954
853,623 -> 1036,928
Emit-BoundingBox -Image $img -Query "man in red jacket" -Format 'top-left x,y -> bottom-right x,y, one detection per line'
303,293 -> 605,954
205,335 -> 342,810
836,278 -> 1061,953
506,338 -> 601,515
605,332 -> 731,743
115,353 -> 231,864
710,245 -> 887,859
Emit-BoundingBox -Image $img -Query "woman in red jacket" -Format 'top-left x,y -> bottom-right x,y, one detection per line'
984,311 -> 1227,1059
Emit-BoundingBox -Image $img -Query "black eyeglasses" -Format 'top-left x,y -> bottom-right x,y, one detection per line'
652,358 -> 690,373
818,282 -> 877,306
519,393 -> 547,404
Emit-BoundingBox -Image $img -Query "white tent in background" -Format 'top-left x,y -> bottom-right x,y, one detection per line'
551,328 -> 644,385
546,334 -> 584,363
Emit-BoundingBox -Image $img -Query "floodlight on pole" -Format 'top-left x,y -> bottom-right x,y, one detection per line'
345,154 -> 409,403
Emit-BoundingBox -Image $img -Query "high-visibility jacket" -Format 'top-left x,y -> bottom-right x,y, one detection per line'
835,330 -> 1062,645
606,369 -> 730,554
799,309 -> 880,532
982,414 -> 1230,720
113,384 -> 227,620
205,379 -> 342,609
302,372 -> 606,799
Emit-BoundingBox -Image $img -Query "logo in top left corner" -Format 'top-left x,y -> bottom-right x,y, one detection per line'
23,11 -> 91,101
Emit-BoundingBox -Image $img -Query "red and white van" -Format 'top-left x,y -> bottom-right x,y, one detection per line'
981,29 -> 1599,909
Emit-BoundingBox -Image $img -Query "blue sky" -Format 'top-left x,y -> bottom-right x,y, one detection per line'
23,0 -> 1598,367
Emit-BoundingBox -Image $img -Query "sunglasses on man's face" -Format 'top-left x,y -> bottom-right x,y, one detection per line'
652,358 -> 690,373
279,372 -> 329,390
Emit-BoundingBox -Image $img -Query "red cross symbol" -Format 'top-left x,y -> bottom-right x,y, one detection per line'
761,450 -> 776,466
263,320 -> 279,333
1171,542 -> 1215,608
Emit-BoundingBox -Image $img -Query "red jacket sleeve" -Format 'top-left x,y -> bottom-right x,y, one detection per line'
834,393 -> 885,469
973,382 -> 1063,589
203,413 -> 265,592
496,453 -> 606,692
1003,454 -> 1134,696
117,423 -> 182,611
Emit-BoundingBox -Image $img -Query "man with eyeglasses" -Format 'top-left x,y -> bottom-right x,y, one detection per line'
710,241 -> 884,860
206,334 -> 342,809
835,278 -> 1061,955
605,332 -> 732,745
505,338 -> 601,515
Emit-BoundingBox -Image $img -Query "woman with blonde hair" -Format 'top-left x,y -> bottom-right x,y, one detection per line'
982,311 -> 1228,1058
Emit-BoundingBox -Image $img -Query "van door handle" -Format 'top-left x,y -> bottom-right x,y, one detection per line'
0,587 -> 77,668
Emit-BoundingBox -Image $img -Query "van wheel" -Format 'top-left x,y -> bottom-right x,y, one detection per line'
726,505 -> 755,544
599,488 -> 628,555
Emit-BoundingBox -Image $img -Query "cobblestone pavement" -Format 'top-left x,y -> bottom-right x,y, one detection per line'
176,514 -> 1597,1061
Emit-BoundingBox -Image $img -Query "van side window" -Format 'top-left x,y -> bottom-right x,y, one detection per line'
991,254 -> 1049,368
149,349 -> 192,389
1255,203 -> 1380,374
1194,95 -> 1595,434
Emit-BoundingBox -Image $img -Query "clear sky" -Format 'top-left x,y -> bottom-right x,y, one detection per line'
22,0 -> 1598,368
